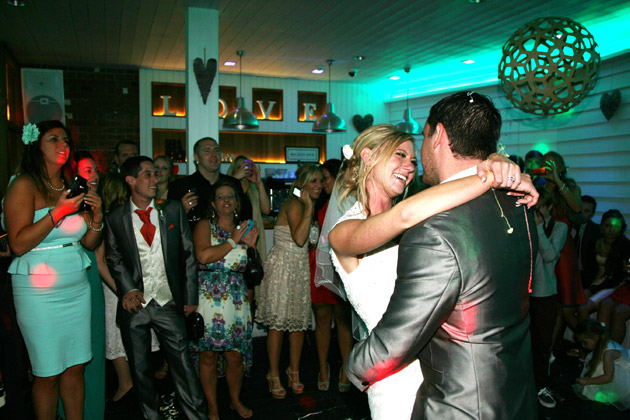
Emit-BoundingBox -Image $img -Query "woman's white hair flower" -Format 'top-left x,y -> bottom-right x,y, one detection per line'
342,144 -> 354,160
22,123 -> 40,145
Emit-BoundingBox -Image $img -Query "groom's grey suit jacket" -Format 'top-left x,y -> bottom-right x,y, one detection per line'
347,190 -> 538,419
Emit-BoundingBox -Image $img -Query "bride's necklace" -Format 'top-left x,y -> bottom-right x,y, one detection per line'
46,179 -> 65,191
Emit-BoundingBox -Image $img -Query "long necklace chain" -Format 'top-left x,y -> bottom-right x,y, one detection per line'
46,180 -> 66,191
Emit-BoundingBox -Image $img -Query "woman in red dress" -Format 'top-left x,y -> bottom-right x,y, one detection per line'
309,159 -> 353,391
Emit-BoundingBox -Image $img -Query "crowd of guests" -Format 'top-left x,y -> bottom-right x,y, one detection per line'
0,112 -> 628,420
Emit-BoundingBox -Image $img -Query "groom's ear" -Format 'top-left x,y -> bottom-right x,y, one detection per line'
432,122 -> 447,150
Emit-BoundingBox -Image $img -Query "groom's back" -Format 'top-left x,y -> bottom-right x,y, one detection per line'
400,189 -> 538,419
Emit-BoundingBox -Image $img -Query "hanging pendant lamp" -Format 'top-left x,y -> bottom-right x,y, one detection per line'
395,66 -> 420,135
223,50 -> 259,129
313,59 -> 346,133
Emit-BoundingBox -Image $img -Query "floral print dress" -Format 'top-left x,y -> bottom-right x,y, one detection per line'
189,220 -> 253,376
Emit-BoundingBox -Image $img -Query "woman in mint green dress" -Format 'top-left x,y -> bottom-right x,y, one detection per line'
4,120 -> 103,420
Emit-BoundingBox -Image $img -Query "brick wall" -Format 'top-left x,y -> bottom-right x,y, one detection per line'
62,67 -> 139,171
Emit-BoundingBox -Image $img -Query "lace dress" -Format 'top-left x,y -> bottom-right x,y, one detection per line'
330,202 -> 422,420
256,224 -> 311,331
189,221 -> 253,377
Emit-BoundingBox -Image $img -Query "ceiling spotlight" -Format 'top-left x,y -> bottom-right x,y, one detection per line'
389,76 -> 400,80
467,0 -> 486,3
354,56 -> 366,61
462,59 -> 475,64
312,66 -> 324,74
7,0 -> 26,5
223,60 -> 237,67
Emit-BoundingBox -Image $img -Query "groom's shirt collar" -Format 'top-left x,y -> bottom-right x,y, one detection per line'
441,165 -> 477,184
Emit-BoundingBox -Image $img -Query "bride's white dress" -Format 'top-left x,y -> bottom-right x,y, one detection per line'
331,202 -> 422,420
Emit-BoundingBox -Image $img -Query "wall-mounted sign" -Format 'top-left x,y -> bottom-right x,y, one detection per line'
218,86 -> 236,118
253,88 -> 283,120
152,83 -> 185,117
298,91 -> 326,122
285,146 -> 320,163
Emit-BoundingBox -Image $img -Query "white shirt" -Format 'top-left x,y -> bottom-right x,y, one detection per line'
441,165 -> 478,184
532,216 -> 567,297
130,199 -> 173,306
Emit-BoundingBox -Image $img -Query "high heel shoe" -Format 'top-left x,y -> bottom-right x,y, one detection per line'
266,372 -> 286,399
317,363 -> 330,391
286,367 -> 304,394
338,367 -> 351,393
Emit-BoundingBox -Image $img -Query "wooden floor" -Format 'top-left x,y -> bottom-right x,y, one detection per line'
0,333 -> 626,420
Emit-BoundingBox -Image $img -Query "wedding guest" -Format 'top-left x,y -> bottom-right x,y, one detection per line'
154,155 -> 175,200
108,140 -> 138,174
310,159 -> 353,392
256,164 -> 324,398
191,179 -> 257,420
530,186 -> 567,409
104,156 -> 206,420
227,155 -> 271,315
98,173 -> 162,405
576,195 -> 601,289
168,137 -> 251,228
5,120 -> 103,420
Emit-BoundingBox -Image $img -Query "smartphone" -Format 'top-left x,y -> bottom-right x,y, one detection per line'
67,175 -> 90,212
242,219 -> 255,236
293,187 -> 301,198
532,167 -> 547,175
243,159 -> 253,168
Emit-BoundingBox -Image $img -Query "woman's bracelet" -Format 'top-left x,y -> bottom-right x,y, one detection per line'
47,209 -> 57,228
227,238 -> 237,249
88,218 -> 104,232
559,183 -> 569,194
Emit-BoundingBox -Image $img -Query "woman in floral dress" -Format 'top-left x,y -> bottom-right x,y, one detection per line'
190,179 -> 258,420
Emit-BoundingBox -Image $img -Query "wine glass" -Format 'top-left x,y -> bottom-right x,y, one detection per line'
187,187 -> 201,222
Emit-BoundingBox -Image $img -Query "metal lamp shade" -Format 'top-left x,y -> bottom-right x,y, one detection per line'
223,97 -> 259,129
312,102 -> 346,133
395,108 -> 420,135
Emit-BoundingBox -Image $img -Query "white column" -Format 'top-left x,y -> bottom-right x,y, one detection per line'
185,5 -> 219,174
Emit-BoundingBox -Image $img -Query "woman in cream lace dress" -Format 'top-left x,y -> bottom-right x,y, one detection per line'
329,124 -> 537,420
256,164 -> 323,399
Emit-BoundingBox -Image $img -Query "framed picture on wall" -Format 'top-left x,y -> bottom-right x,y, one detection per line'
285,146 -> 320,163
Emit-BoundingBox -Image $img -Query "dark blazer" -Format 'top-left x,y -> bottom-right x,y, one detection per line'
576,220 -> 601,289
347,190 -> 538,420
104,200 -> 198,323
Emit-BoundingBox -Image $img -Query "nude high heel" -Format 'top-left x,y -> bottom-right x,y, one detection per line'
266,372 -> 286,399
317,363 -> 330,391
286,367 -> 304,394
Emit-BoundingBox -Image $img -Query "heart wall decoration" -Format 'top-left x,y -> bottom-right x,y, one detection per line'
600,90 -> 621,121
352,114 -> 374,133
193,57 -> 217,105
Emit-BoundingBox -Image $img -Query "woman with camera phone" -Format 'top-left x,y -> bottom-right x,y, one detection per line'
4,120 -> 103,420
190,179 -> 258,420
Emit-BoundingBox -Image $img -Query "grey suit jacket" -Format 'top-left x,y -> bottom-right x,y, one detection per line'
347,190 -> 538,420
104,200 -> 198,323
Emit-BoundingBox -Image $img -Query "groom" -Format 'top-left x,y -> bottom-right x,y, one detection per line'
346,92 -> 538,419
104,156 -> 206,420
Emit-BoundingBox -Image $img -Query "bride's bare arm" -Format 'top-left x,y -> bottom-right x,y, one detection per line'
330,156 -> 539,259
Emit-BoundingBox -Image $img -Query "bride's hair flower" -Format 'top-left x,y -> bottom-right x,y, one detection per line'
22,123 -> 40,145
342,144 -> 354,160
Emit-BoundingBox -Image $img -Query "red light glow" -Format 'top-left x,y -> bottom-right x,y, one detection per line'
30,264 -> 57,288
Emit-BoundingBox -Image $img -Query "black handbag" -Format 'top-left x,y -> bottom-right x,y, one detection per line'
186,311 -> 205,341
243,247 -> 264,289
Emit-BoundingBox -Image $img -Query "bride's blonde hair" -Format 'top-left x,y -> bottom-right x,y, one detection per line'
336,124 -> 414,216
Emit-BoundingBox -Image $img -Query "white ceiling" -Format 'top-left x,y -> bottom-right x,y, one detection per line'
0,0 -> 628,89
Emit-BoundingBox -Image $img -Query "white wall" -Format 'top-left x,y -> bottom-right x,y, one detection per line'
139,69 -> 388,170
387,53 -> 630,224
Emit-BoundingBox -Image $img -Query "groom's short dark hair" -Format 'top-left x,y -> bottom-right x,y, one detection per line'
426,91 -> 501,160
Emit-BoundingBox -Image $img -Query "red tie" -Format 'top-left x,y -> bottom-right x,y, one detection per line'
134,207 -> 155,246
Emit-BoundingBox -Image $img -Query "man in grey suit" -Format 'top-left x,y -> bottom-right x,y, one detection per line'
104,156 -> 206,420
346,92 -> 538,419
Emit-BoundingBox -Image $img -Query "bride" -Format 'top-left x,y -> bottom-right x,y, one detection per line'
327,124 -> 536,420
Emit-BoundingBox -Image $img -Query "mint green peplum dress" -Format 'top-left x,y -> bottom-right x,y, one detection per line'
8,208 -> 92,377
